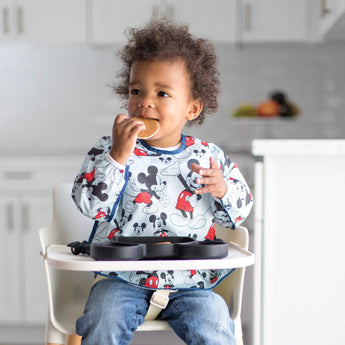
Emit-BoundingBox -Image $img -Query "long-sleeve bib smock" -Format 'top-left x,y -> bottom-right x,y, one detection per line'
72,134 -> 253,290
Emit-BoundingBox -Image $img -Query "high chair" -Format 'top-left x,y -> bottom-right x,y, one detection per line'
39,183 -> 254,345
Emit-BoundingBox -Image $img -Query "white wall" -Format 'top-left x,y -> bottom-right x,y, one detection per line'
1,42 -> 345,154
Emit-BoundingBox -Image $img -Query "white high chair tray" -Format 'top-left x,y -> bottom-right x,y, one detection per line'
46,243 -> 255,271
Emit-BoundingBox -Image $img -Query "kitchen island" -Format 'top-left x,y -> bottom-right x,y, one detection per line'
252,140 -> 345,345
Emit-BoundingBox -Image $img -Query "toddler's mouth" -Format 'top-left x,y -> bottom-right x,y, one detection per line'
135,115 -> 159,122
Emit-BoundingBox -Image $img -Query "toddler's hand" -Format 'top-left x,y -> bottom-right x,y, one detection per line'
191,157 -> 227,199
109,114 -> 146,165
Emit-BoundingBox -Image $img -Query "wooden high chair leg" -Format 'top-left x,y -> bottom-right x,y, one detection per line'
66,334 -> 82,345
47,335 -> 81,345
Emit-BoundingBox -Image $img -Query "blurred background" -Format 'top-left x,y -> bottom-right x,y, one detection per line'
1,1 -> 344,344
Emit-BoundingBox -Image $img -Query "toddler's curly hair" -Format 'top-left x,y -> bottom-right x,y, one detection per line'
113,19 -> 220,125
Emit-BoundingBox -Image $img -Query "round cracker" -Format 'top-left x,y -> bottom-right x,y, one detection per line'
133,116 -> 159,139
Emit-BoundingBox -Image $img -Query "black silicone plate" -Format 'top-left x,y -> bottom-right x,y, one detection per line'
86,236 -> 228,261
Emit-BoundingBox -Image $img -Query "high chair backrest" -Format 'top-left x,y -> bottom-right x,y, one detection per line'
45,183 -> 94,246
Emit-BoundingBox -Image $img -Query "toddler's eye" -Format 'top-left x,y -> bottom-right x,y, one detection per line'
158,91 -> 169,98
130,89 -> 141,95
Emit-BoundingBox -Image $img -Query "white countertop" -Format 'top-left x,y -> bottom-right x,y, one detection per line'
252,139 -> 345,156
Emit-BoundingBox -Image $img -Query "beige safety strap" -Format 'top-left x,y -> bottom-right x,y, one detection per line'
93,276 -> 176,321
144,289 -> 177,320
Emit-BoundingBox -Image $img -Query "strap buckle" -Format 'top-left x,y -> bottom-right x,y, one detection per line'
150,290 -> 170,310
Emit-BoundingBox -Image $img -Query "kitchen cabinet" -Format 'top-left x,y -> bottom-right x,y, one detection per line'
89,0 -> 238,44
252,140 -> 345,345
240,0 -> 310,42
0,154 -> 82,342
1,0 -> 338,45
0,0 -> 86,43
167,0 -> 238,43
0,195 -> 21,323
89,0 -> 158,44
22,195 -> 53,323
0,193 -> 51,324
318,0 -> 345,38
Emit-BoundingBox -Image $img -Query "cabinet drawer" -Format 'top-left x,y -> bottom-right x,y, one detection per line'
0,155 -> 83,191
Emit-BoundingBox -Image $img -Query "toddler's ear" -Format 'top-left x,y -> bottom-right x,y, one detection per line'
186,99 -> 203,121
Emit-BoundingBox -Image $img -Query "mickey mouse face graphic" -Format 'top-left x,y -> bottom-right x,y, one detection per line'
133,222 -> 146,235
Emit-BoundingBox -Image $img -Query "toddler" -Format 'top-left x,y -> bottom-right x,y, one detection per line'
72,19 -> 253,345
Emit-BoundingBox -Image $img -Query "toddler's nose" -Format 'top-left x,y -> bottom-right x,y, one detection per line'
139,96 -> 154,108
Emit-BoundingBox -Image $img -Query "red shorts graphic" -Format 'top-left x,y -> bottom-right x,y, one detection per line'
176,190 -> 193,212
134,192 -> 152,204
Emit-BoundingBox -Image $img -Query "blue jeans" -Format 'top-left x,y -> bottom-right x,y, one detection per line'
76,278 -> 236,345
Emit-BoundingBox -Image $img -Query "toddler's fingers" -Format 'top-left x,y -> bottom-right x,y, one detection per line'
190,162 -> 202,174
209,156 -> 221,171
197,176 -> 217,185
195,185 -> 208,195
194,158 -> 220,180
115,113 -> 129,125
114,114 -> 145,137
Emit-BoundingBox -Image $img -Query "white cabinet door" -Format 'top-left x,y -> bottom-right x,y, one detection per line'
319,0 -> 345,37
242,0 -> 310,42
0,194 -> 51,324
91,0 -> 237,44
21,195 -> 51,324
0,155 -> 83,328
171,0 -> 237,42
0,196 -> 21,323
90,0 -> 157,44
0,0 -> 86,43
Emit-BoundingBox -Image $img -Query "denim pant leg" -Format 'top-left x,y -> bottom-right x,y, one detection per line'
76,278 -> 151,345
159,289 -> 236,345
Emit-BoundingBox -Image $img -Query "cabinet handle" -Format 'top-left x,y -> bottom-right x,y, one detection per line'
244,2 -> 252,32
160,0 -> 167,16
321,0 -> 331,18
6,203 -> 14,232
17,6 -> 24,34
166,4 -> 174,20
22,203 -> 29,231
152,4 -> 159,18
2,7 -> 10,34
152,1 -> 172,19
4,171 -> 33,180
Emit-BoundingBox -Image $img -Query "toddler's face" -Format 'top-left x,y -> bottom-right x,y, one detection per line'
127,59 -> 202,148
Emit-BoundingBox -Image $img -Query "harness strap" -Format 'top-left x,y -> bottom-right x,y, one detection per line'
92,276 -> 177,321
145,290 -> 178,320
